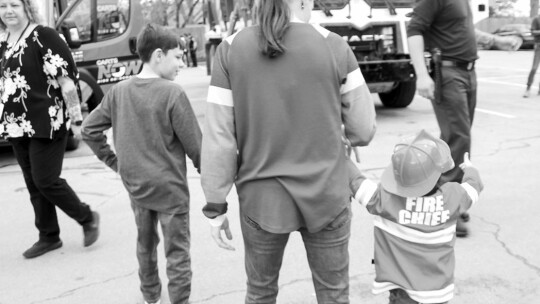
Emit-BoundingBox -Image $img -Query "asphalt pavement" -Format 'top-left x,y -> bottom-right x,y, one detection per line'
1,51 -> 539,304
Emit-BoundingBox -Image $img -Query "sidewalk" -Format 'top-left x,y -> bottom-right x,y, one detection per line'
2,151 -> 540,303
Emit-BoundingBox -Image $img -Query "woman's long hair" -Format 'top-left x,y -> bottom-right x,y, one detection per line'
0,0 -> 42,30
252,0 -> 290,58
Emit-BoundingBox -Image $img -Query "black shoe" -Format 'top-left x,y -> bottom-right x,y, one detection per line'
23,240 -> 62,259
83,211 -> 100,247
456,218 -> 468,238
460,212 -> 470,223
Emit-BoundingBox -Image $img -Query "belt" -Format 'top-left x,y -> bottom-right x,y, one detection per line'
441,60 -> 475,71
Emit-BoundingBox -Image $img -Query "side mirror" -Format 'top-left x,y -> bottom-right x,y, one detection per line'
129,37 -> 137,55
60,19 -> 82,49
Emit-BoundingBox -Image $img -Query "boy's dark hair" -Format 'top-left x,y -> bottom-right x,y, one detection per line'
137,23 -> 180,63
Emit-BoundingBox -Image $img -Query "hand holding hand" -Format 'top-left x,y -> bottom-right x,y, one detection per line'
459,152 -> 474,170
71,124 -> 82,140
210,216 -> 235,251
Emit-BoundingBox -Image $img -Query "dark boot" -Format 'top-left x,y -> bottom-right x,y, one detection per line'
23,240 -> 62,259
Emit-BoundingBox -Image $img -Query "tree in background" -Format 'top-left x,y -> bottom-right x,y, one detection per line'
140,0 -> 204,28
490,0 -> 521,17
532,0 -> 539,17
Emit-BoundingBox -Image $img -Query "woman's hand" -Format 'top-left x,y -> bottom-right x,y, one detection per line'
71,124 -> 82,140
210,216 -> 235,251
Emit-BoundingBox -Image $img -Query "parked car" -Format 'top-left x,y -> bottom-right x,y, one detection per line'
492,23 -> 535,49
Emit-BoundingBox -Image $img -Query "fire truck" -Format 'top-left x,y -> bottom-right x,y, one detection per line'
311,0 -> 488,108
214,0 -> 488,108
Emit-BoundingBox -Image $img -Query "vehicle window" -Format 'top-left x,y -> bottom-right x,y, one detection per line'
63,0 -> 130,43
66,0 -> 93,43
97,0 -> 130,41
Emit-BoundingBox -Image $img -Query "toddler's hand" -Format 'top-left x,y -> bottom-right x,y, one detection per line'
459,152 -> 473,170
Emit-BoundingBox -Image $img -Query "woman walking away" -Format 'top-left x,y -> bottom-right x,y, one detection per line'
200,0 -> 376,303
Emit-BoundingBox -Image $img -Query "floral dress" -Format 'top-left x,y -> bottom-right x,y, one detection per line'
0,25 -> 79,140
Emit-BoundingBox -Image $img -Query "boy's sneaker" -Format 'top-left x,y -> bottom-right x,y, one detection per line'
83,211 -> 100,247
23,240 -> 63,259
523,90 -> 530,98
144,300 -> 161,304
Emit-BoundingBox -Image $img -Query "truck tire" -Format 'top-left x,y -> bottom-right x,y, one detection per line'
79,70 -> 104,113
378,80 -> 416,108
86,91 -> 103,113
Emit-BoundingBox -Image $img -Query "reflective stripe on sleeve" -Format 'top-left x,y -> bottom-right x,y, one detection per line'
207,86 -> 233,107
461,182 -> 479,205
373,281 -> 454,303
340,68 -> 365,94
355,180 -> 378,207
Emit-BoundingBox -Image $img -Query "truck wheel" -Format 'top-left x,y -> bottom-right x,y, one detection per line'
79,71 -> 104,113
86,91 -> 103,113
379,80 -> 416,108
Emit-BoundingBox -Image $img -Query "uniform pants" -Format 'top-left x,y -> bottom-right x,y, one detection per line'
432,66 -> 477,184
241,205 -> 352,304
131,202 -> 191,304
526,43 -> 540,90
190,51 -> 197,67
10,134 -> 93,243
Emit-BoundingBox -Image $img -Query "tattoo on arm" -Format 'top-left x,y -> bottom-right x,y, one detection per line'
63,88 -> 83,122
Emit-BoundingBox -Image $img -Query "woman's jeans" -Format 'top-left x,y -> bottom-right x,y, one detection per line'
10,135 -> 93,242
241,205 -> 352,304
131,202 -> 191,304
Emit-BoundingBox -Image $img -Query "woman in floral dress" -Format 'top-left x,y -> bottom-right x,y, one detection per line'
0,0 -> 99,258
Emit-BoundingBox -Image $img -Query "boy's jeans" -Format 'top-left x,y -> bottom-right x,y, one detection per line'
389,289 -> 448,304
241,205 -> 352,304
131,202 -> 191,304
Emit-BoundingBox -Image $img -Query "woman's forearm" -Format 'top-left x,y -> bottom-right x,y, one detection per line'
58,76 -> 83,122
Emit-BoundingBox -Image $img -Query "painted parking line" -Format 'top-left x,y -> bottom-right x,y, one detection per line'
476,108 -> 516,119
479,75 -> 528,80
478,65 -> 529,72
478,78 -> 527,88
